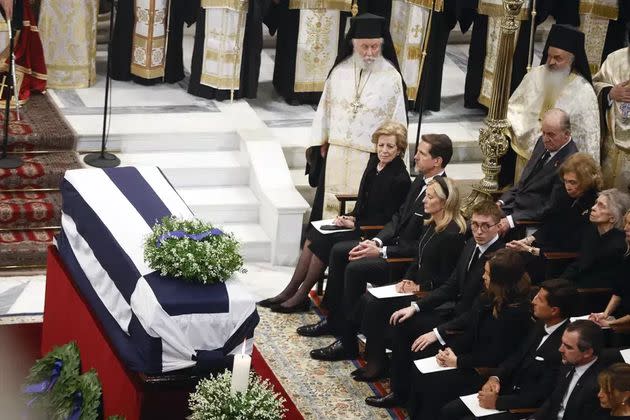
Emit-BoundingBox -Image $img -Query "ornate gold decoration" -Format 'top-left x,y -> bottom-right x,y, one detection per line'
462,0 -> 524,216
351,0 -> 358,16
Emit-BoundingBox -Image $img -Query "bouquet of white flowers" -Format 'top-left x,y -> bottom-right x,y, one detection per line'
189,371 -> 287,420
144,216 -> 245,284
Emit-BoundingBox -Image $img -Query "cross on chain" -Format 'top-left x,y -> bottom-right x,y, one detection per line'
350,96 -> 364,116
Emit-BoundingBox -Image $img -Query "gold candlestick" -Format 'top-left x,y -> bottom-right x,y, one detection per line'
462,0 -> 524,216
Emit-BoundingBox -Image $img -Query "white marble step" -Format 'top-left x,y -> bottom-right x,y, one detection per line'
219,223 -> 271,262
177,186 -> 259,224
118,151 -> 249,187
67,113 -> 242,153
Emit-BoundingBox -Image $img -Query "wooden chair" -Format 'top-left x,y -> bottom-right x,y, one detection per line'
314,194 -> 414,295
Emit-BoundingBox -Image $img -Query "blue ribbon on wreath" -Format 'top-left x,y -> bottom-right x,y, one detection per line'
24,359 -> 63,406
156,228 -> 224,247
67,391 -> 83,420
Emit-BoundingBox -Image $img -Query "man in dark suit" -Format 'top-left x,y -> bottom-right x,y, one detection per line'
529,319 -> 608,420
497,108 -> 579,236
295,134 -> 454,353
440,278 -> 580,420
365,200 -> 505,408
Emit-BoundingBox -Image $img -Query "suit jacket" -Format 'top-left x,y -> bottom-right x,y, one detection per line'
350,155 -> 411,227
403,220 -> 466,291
375,172 -> 446,258
500,138 -> 578,224
531,359 -> 608,420
495,319 -> 570,410
416,237 -> 505,317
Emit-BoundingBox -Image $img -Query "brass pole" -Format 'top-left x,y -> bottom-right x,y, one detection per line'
526,0 -> 537,72
462,0 -> 524,216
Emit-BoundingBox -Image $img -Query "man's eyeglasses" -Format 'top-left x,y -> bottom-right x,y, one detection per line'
470,221 -> 500,232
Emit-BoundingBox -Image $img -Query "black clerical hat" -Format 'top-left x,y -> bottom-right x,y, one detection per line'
541,24 -> 591,83
349,13 -> 387,39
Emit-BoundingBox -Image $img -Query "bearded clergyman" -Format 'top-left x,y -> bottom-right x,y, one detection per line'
507,24 -> 600,181
593,34 -> 630,189
309,13 -> 407,220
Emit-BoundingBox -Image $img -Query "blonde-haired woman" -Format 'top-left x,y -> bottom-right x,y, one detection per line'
598,363 -> 630,418
259,121 -> 411,312
310,177 -> 467,375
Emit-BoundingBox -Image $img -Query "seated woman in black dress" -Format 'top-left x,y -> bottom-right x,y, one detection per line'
559,189 -> 630,288
408,248 -> 532,419
350,177 -> 466,381
598,363 -> 630,419
590,210 -> 630,335
258,121 -> 411,312
507,153 -> 601,259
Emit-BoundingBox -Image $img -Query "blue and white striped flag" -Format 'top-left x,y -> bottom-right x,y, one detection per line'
55,166 -> 258,374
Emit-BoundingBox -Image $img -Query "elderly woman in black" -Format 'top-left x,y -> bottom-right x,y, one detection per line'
408,248 -> 532,419
590,210 -> 630,337
508,152 -> 602,255
559,189 -> 630,288
258,121 -> 411,312
350,177 -> 466,381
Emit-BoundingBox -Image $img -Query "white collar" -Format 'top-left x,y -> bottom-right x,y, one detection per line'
574,357 -> 598,376
477,234 -> 500,255
544,319 -> 567,336
423,170 -> 446,183
548,138 -> 572,159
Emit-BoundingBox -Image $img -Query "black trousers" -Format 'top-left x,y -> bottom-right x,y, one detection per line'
409,367 -> 485,420
390,310 -> 451,401
441,398 -> 518,420
322,240 -> 391,329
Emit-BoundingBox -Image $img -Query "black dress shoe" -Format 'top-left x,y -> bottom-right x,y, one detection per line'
310,339 -> 357,361
352,369 -> 388,382
257,297 -> 284,308
350,367 -> 365,377
296,319 -> 334,337
365,393 -> 401,408
270,299 -> 310,313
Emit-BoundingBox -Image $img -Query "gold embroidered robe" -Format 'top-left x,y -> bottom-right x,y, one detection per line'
593,47 -> 630,189
311,56 -> 407,218
507,65 -> 601,175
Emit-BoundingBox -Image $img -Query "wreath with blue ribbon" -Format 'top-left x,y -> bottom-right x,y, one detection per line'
144,216 -> 245,284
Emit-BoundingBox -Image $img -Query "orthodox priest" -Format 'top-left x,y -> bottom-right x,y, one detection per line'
593,41 -> 630,189
309,13 -> 407,219
389,0 -> 457,112
506,24 -> 600,181
268,0 -> 353,105
39,0 -> 98,88
187,0 -> 271,100
0,0 -> 46,104
110,0 -> 198,84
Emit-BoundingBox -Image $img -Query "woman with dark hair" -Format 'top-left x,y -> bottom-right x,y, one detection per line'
348,177 -> 466,381
407,248 -> 532,419
598,363 -> 630,418
258,121 -> 411,312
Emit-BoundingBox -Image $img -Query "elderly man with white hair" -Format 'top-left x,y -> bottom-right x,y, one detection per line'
506,24 -> 600,184
309,13 -> 407,219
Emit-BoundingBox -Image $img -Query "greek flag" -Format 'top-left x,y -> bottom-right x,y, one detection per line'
55,166 -> 258,374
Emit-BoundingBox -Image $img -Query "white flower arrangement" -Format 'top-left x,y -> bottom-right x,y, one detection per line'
144,216 -> 245,284
189,371 -> 287,420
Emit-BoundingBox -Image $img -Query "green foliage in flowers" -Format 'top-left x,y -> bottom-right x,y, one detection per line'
144,216 -> 245,284
189,370 -> 287,420
48,370 -> 101,420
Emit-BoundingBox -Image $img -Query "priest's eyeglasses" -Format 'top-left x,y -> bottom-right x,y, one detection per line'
470,221 -> 500,233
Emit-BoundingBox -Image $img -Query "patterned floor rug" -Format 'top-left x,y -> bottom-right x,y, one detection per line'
254,293 -> 407,420
0,93 -> 80,269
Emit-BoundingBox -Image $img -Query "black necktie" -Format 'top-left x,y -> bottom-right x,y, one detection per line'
467,246 -> 480,271
415,178 -> 426,202
550,366 -> 577,418
532,150 -> 551,176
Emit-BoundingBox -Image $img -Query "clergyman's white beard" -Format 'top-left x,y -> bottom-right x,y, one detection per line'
543,65 -> 571,92
353,51 -> 381,70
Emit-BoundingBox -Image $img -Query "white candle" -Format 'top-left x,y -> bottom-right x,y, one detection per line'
230,351 -> 251,395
